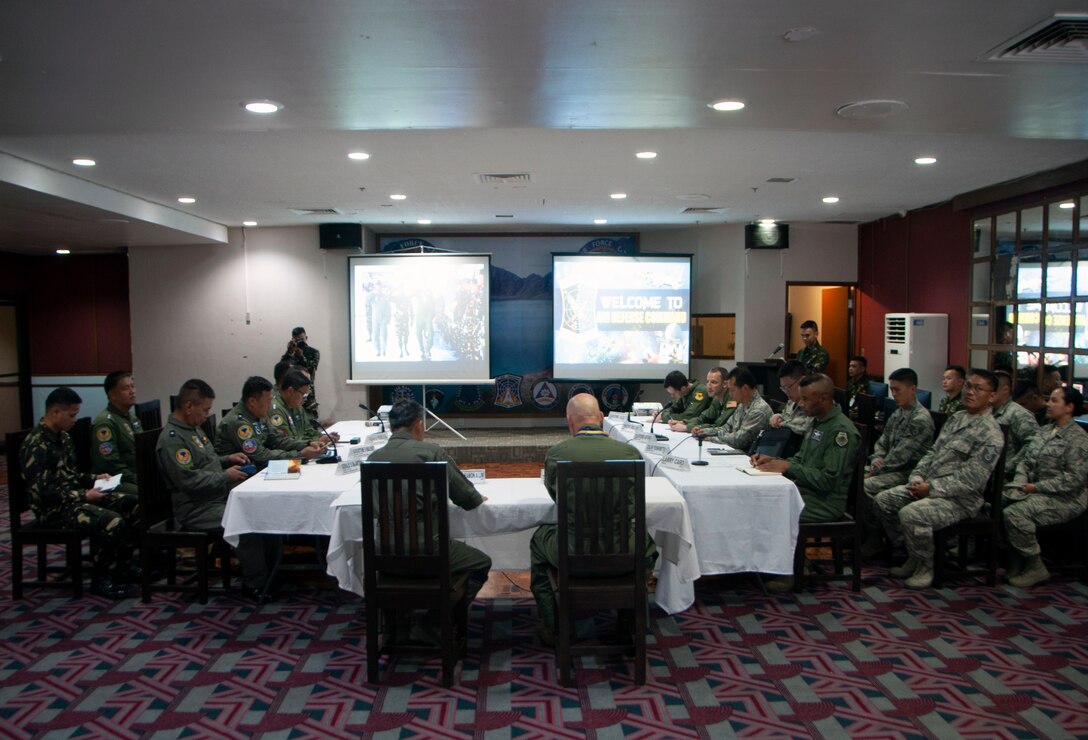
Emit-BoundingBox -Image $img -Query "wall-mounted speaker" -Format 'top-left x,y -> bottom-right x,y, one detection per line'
319,223 -> 363,249
745,223 -> 789,250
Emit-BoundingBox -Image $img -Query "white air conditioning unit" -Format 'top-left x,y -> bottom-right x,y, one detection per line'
884,313 -> 948,394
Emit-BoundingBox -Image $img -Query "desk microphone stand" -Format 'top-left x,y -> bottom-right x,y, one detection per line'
692,435 -> 709,466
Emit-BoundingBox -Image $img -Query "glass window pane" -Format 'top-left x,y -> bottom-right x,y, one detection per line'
993,305 -> 1014,345
992,348 -> 1015,372
1012,303 -> 1041,347
1020,206 -> 1044,254
1017,351 -> 1040,377
972,260 -> 991,301
1074,355 -> 1088,392
970,312 -> 990,344
973,218 -> 991,257
993,255 -> 1017,301
1048,201 -> 1074,249
1078,248 -> 1088,297
1016,256 -> 1042,300
1080,196 -> 1088,243
1076,301 -> 1088,351
1046,251 -> 1073,298
1044,303 -> 1071,349
995,212 -> 1016,255
970,349 -> 988,368
1043,354 -> 1069,392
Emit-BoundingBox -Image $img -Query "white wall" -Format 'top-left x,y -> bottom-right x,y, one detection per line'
129,226 -> 368,423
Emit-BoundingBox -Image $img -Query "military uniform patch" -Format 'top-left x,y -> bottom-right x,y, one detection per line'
983,448 -> 997,464
242,439 -> 258,454
98,442 -> 113,456
811,429 -> 824,441
95,427 -> 112,442
191,434 -> 204,448
694,391 -> 705,401
726,400 -> 738,408
270,413 -> 285,427
175,448 -> 192,465
835,431 -> 849,447
237,424 -> 254,440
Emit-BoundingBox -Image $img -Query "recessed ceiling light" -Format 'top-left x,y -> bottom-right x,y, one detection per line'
348,151 -> 370,160
594,218 -> 608,224
72,158 -> 96,167
389,193 -> 407,201
55,248 -> 70,255
242,220 -> 258,227
1059,201 -> 1075,209
822,196 -> 840,204
759,219 -> 776,225
242,99 -> 283,114
708,100 -> 745,112
635,151 -> 657,159
676,193 -> 710,201
783,26 -> 819,42
610,192 -> 627,200
177,196 -> 196,204
914,156 -> 937,165
417,219 -> 431,225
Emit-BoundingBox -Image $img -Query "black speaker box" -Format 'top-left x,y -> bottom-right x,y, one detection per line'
319,223 -> 363,249
745,223 -> 789,250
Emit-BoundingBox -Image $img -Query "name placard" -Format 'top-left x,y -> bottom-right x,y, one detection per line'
644,443 -> 671,457
463,469 -> 486,483
622,421 -> 643,431
335,459 -> 361,475
365,431 -> 390,445
633,432 -> 657,444
659,455 -> 691,471
348,444 -> 375,461
607,411 -> 627,420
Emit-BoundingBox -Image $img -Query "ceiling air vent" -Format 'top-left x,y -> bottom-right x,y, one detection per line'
475,173 -> 533,185
681,207 -> 725,215
983,14 -> 1088,63
290,207 -> 341,216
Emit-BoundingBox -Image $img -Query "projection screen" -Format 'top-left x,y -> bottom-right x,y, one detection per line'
348,253 -> 491,384
552,253 -> 692,381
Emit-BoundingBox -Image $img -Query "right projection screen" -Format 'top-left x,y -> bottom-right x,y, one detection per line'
552,253 -> 692,381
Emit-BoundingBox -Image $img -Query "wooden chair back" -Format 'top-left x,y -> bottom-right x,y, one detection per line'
70,416 -> 93,473
135,400 -> 162,430
5,429 -> 32,532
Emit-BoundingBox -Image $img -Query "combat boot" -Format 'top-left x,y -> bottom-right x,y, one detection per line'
889,556 -> 919,578
905,563 -> 934,589
1009,555 -> 1050,588
1005,550 -> 1025,580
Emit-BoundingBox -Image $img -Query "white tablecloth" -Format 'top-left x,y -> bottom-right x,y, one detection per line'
605,415 -> 805,575
326,476 -> 699,615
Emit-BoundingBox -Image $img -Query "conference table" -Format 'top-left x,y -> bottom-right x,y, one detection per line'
221,420 -> 701,614
603,415 -> 805,576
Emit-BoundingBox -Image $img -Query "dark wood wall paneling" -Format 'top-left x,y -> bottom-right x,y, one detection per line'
0,252 -> 132,375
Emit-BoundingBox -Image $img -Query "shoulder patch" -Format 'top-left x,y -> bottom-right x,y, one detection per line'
694,391 -> 705,401
175,447 -> 192,466
726,400 -> 738,408
270,413 -> 285,427
95,426 -> 112,442
835,431 -> 849,448
237,424 -> 253,440
98,442 -> 114,456
242,439 -> 258,454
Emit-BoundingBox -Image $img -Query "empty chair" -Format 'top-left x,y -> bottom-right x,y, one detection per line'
135,399 -> 162,430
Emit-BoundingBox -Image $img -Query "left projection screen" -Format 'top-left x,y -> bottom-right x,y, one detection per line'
349,253 -> 491,384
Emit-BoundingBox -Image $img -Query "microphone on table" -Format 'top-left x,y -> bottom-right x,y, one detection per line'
691,432 -> 710,466
767,342 -> 785,358
649,405 -> 669,441
358,403 -> 386,432
309,418 -> 341,463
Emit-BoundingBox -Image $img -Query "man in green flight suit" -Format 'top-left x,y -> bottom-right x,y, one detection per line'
657,370 -> 711,425
214,376 -> 325,469
673,367 -> 736,434
751,373 -> 859,592
90,370 -> 142,496
529,392 -> 654,646
267,369 -> 339,448
21,387 -> 139,599
367,400 -> 492,642
796,320 -> 829,374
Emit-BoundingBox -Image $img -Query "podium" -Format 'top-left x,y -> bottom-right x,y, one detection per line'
738,359 -> 786,405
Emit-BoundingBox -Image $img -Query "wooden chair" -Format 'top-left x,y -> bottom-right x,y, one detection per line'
6,429 -> 88,599
832,387 -> 849,415
930,410 -> 948,437
200,413 -> 217,443
134,428 -> 231,603
361,461 -> 468,688
792,423 -> 869,592
932,426 -> 1008,587
135,400 -> 162,430
551,459 -> 647,686
69,416 -> 93,475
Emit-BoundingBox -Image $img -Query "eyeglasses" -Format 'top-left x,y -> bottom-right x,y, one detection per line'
965,382 -> 993,393
779,378 -> 800,393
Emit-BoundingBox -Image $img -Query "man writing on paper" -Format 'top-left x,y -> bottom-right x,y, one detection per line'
708,368 -> 773,451
751,374 -> 859,592
657,370 -> 710,425
215,376 -> 325,469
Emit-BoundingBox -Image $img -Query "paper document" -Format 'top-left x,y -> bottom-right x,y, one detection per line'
94,474 -> 122,491
741,467 -> 782,476
265,459 -> 302,480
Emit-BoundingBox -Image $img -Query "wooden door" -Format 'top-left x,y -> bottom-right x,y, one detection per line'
821,286 -> 850,387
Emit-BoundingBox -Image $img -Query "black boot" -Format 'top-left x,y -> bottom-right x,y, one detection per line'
91,574 -> 129,600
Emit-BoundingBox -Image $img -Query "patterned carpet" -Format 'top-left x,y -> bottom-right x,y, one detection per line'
3,469 -> 1088,737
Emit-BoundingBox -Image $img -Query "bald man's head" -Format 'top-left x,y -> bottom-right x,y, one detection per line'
566,393 -> 603,433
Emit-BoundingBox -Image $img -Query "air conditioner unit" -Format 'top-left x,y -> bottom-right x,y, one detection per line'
884,313 -> 948,395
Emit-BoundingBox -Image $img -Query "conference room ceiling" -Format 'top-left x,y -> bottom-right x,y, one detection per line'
2,0 -> 1088,254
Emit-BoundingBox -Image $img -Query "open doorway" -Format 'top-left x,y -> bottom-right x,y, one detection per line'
785,283 -> 855,387
0,296 -> 32,446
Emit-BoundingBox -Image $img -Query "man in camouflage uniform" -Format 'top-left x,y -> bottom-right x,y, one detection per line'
795,320 -> 829,374
768,360 -> 812,435
992,370 -> 1038,478
1003,386 -> 1088,588
156,379 -> 277,603
709,367 -> 773,452
846,355 -> 869,421
20,387 -> 138,599
676,367 -> 735,434
214,375 -> 325,470
267,369 -> 338,448
392,285 -> 414,358
752,374 -> 859,592
90,371 -> 142,497
281,326 -> 320,416
861,367 -> 935,556
657,370 -> 711,425
874,369 -> 1004,589
530,392 -> 651,645
937,365 -> 966,415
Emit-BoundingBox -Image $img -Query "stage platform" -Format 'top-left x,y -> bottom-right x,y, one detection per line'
423,426 -> 570,464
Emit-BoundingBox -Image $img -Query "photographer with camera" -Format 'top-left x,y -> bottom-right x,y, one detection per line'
281,326 -> 321,416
